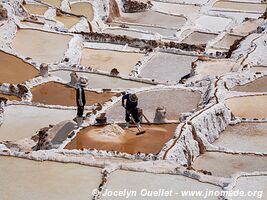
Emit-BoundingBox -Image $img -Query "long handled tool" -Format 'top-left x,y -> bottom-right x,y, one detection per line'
141,113 -> 151,125
129,112 -> 146,135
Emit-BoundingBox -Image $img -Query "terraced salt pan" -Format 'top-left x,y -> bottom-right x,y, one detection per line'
70,2 -> 94,21
140,52 -> 197,83
103,28 -> 152,39
55,15 -> 81,29
232,19 -> 264,35
182,31 -> 218,45
31,82 -> 116,106
65,124 -> 177,154
225,95 -> 267,119
102,170 -> 221,200
11,29 -> 72,63
51,70 -> 152,89
107,89 -> 201,122
187,60 -> 234,82
232,176 -> 267,200
0,50 -> 38,84
214,123 -> 267,153
195,15 -> 232,32
0,156 -> 101,200
213,1 -> 266,13
109,23 -> 177,37
20,20 -> 44,29
231,76 -> 267,93
0,93 -> 20,101
117,10 -> 187,29
193,152 -> 267,177
80,48 -> 144,74
23,3 -> 48,15
213,34 -> 242,50
0,105 -> 76,141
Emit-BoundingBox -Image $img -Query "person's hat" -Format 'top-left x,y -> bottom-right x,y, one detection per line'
129,94 -> 138,102
79,76 -> 88,87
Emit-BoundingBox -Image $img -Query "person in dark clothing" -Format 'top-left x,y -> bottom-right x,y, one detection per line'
122,93 -> 140,128
75,78 -> 88,125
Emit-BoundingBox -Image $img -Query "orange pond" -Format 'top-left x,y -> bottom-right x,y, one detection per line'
65,124 -> 178,154
0,51 -> 38,84
31,82 -> 117,106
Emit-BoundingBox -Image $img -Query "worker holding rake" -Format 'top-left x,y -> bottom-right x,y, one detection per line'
122,93 -> 141,129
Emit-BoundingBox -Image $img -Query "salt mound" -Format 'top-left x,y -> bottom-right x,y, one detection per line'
99,124 -> 125,137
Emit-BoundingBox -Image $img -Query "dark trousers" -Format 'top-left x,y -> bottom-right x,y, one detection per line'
125,108 -> 140,123
77,106 -> 84,117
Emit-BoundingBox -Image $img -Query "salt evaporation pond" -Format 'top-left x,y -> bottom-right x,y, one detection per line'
103,170 -> 221,200
213,1 -> 266,13
11,29 -> 72,63
0,105 -> 76,141
140,52 -> 197,83
80,48 -> 144,74
182,31 -> 218,45
70,2 -> 94,21
193,152 -> 267,177
23,3 -> 48,15
231,76 -> 267,93
0,156 -> 102,200
65,124 -> 178,154
0,50 -> 38,84
214,123 -> 267,153
55,15 -> 81,29
225,95 -> 267,119
31,82 -> 116,106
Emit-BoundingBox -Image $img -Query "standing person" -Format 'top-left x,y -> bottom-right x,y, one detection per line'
122,93 -> 141,128
75,77 -> 87,125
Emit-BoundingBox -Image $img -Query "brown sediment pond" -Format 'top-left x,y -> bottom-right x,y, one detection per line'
140,52 -> 197,83
31,82 -> 117,106
65,123 -> 177,154
50,70 -> 153,89
11,29 -> 72,63
225,95 -> 267,119
0,93 -> 20,101
0,50 -> 38,84
23,3 -> 48,15
107,89 -> 201,122
213,34 -> 242,49
0,156 -> 102,200
70,2 -> 94,21
117,10 -> 187,29
231,76 -> 267,93
182,31 -> 218,45
214,123 -> 267,153
54,15 -> 81,29
80,48 -> 144,74
213,1 -> 266,13
192,152 -> 267,177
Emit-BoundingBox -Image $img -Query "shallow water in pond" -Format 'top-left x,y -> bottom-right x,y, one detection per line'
214,34 -> 242,49
11,29 -> 72,63
80,48 -> 144,74
70,2 -> 94,21
31,82 -> 117,106
231,76 -> 267,93
42,0 -> 62,7
0,51 -> 38,84
65,123 -> 177,154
